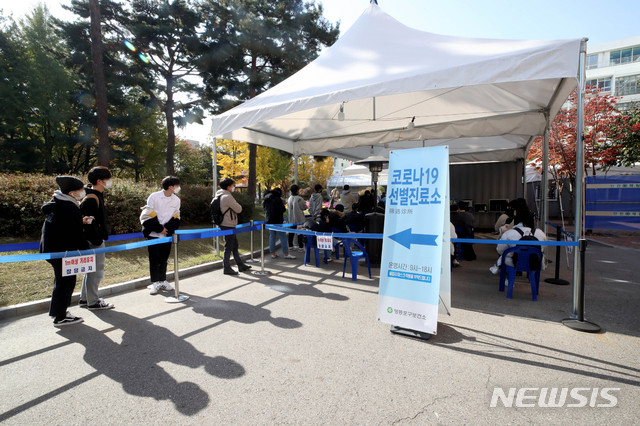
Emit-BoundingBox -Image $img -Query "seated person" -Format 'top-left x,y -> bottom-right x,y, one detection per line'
490,208 -> 546,274
494,198 -> 528,236
450,202 -> 476,260
344,202 -> 365,232
450,222 -> 459,267
302,208 -> 334,261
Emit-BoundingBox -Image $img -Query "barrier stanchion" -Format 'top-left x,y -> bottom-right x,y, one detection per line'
253,222 -> 271,276
562,239 -> 600,332
165,233 -> 189,303
246,219 -> 259,264
544,225 -> 570,285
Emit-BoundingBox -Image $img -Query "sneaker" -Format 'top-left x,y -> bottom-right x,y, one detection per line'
78,299 -> 88,308
87,299 -> 115,311
489,265 -> 499,275
149,282 -> 161,295
452,259 -> 460,267
159,280 -> 174,291
271,253 -> 279,259
325,257 -> 333,263
283,254 -> 296,260
53,312 -> 83,327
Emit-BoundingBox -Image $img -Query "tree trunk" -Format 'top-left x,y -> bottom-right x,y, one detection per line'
89,0 -> 110,167
165,76 -> 176,176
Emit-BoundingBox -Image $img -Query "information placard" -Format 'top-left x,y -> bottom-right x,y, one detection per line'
377,146 -> 449,334
316,235 -> 334,251
62,255 -> 96,277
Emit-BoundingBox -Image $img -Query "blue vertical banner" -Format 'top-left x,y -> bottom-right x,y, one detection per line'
377,146 -> 449,335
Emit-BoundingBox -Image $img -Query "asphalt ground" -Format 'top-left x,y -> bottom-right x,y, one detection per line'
0,240 -> 638,424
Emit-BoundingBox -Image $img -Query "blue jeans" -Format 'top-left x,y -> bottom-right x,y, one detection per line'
269,230 -> 289,255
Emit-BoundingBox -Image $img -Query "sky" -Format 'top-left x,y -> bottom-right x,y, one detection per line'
3,0 -> 639,142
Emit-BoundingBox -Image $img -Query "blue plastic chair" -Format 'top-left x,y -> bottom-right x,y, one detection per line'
498,246 -> 542,301
342,238 -> 372,281
304,235 -> 329,267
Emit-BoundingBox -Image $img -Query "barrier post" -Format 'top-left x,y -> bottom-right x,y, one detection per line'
246,219 -> 259,263
562,239 -> 598,331
165,233 -> 189,303
544,225 -> 569,285
253,222 -> 271,275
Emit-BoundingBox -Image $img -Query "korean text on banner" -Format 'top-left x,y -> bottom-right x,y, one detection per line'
317,235 -> 334,251
62,254 -> 96,277
377,146 -> 449,335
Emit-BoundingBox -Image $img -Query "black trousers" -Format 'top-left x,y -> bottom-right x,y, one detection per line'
220,226 -> 246,270
147,237 -> 172,282
288,232 -> 303,249
48,259 -> 77,320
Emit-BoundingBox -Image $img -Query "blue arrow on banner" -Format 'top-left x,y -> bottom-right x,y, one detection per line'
388,228 -> 438,249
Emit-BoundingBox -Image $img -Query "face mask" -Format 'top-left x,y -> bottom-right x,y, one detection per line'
173,186 -> 181,194
72,190 -> 86,201
230,186 -> 235,192
103,179 -> 113,189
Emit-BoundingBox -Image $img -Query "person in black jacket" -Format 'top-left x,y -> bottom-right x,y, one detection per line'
79,166 -> 114,311
41,176 -> 92,327
264,188 -> 295,259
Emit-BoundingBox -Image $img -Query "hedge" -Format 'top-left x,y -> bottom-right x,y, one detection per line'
0,174 -> 255,239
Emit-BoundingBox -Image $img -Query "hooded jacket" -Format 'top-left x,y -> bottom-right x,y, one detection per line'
80,184 -> 110,246
40,190 -> 90,254
308,192 -> 323,217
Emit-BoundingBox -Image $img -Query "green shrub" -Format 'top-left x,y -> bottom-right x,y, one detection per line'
233,191 -> 255,224
0,174 -> 225,239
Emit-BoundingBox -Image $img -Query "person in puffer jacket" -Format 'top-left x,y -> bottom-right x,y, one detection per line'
40,176 -> 91,327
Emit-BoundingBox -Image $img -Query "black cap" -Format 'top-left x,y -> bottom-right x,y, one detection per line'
55,176 -> 84,194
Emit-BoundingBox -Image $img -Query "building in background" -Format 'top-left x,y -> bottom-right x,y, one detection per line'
586,36 -> 640,108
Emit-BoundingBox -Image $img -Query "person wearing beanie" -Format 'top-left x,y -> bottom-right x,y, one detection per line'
79,166 -> 115,311
40,176 -> 92,327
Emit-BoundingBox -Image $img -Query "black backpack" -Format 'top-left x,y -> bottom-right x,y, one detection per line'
513,227 -> 541,270
210,197 -> 230,225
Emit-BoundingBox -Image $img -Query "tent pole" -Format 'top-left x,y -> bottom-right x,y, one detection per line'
294,154 -> 299,184
563,38 -> 600,333
541,111 -> 550,236
212,137 -> 220,257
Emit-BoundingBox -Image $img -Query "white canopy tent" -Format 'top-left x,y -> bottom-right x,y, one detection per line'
211,2 -> 594,329
211,3 -> 581,164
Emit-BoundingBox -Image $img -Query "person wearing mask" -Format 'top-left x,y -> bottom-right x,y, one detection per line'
264,188 -> 295,260
140,176 -> 181,294
490,208 -> 546,274
214,178 -> 251,275
287,184 -> 306,252
358,189 -> 375,213
308,184 -> 324,217
341,185 -> 358,214
40,176 -> 92,327
78,166 -> 114,311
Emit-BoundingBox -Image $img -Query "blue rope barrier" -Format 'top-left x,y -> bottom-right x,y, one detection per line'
0,232 -> 145,253
544,221 -> 575,240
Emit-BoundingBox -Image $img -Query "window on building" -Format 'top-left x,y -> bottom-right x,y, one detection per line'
586,77 -> 612,93
586,54 -> 598,70
615,74 -> 640,96
609,45 -> 640,66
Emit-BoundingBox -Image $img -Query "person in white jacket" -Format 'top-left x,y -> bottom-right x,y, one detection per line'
490,209 -> 546,274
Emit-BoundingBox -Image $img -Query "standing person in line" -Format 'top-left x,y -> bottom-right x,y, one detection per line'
341,185 -> 358,214
329,187 -> 340,208
140,176 -> 181,294
214,178 -> 252,275
264,187 -> 296,259
41,176 -> 92,327
79,166 -> 114,311
308,184 -> 324,217
287,184 -> 306,252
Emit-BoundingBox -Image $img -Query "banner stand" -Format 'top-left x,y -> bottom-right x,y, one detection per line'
253,223 -> 271,276
562,239 -> 600,332
390,325 -> 431,341
245,220 -> 260,264
165,234 -> 189,303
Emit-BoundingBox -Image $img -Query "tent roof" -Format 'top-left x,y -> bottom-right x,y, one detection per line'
211,4 -> 582,163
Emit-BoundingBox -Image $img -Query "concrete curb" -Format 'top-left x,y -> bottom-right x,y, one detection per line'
0,249 -> 265,321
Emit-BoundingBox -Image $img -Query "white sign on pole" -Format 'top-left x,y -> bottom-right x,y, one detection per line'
316,235 -> 333,251
377,146 -> 449,335
62,254 -> 96,277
